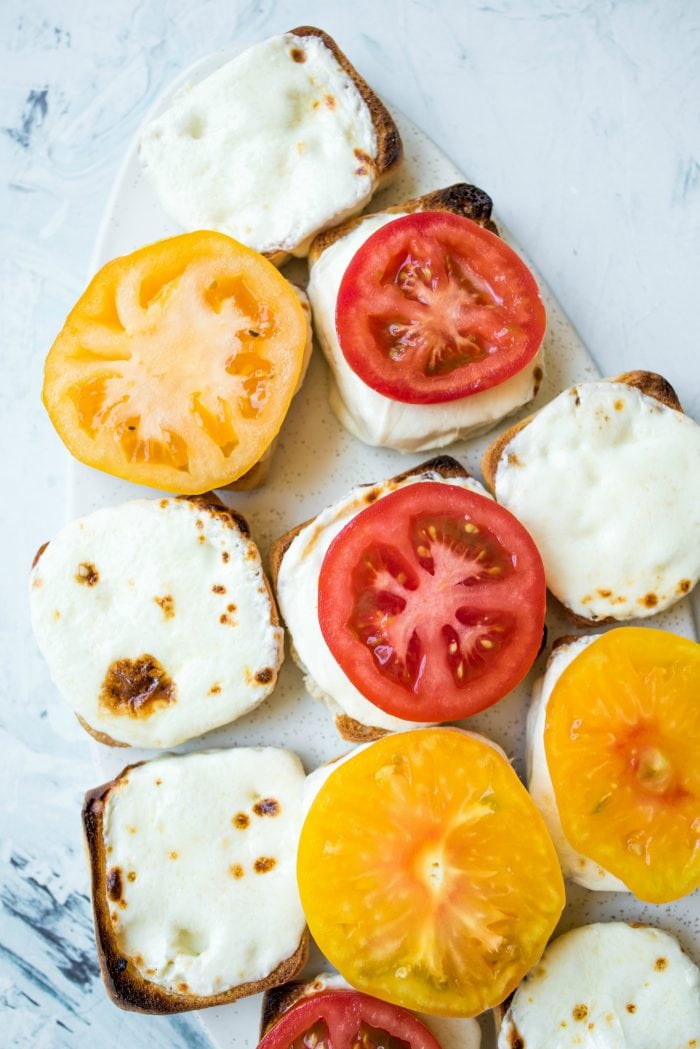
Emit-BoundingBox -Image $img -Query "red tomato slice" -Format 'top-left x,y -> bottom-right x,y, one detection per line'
258,989 -> 443,1049
318,482 -> 545,721
335,212 -> 546,404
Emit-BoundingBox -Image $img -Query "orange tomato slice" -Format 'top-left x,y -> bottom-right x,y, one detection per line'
544,628 -> 700,903
43,231 -> 307,493
297,728 -> 564,1017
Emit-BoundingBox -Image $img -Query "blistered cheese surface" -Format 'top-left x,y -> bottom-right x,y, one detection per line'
495,380 -> 700,620
526,637 -> 626,892
30,498 -> 283,747
102,748 -> 306,997
140,33 -> 377,256
308,212 -> 543,451
498,922 -> 700,1048
276,471 -> 491,733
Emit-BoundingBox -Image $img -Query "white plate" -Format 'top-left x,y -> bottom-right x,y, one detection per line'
69,46 -> 699,1049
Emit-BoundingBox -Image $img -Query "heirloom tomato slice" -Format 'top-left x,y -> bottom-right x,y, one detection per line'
318,481 -> 546,721
297,729 -> 564,1017
545,627 -> 700,903
258,989 -> 443,1049
43,231 -> 307,493
335,212 -> 545,404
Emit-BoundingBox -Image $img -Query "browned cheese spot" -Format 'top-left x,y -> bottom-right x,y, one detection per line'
134,954 -> 144,967
508,1031 -> 524,1049
325,94 -> 336,109
168,851 -> 179,860
208,683 -> 222,695
177,982 -> 189,993
245,543 -> 258,561
222,551 -> 230,563
364,488 -> 380,504
195,518 -> 204,530
155,778 -> 162,786
127,871 -> 136,883
573,1004 -> 588,1021
626,1003 -> 636,1013
255,667 -> 274,685
128,826 -> 137,835
100,655 -> 175,718
572,389 -> 581,407
154,594 -> 175,619
253,797 -> 280,817
641,592 -> 658,608
533,365 -> 544,394
233,812 -> 250,830
219,608 -> 237,626
354,147 -> 372,176
198,535 -> 206,543
655,957 -> 668,971
76,562 -> 99,586
614,399 -> 624,410
678,579 -> 691,594
588,1023 -> 595,1031
230,864 -> 244,879
254,856 -> 277,874
507,452 -> 523,467
52,610 -> 61,620
147,967 -> 156,975
106,867 -> 123,902
290,47 -> 306,62
597,588 -> 612,598
212,584 -> 226,594
159,499 -> 169,508
312,99 -> 320,110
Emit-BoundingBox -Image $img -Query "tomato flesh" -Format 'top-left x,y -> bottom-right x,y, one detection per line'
335,212 -> 545,404
545,627 -> 700,903
258,990 -> 443,1049
297,730 -> 565,1017
318,482 -> 545,721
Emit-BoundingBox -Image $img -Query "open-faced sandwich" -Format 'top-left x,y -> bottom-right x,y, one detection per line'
140,26 -> 403,263
496,922 -> 700,1048
30,495 -> 283,748
527,627 -> 700,902
83,747 -> 307,1012
307,184 -> 546,451
482,371 -> 700,623
272,455 -> 546,740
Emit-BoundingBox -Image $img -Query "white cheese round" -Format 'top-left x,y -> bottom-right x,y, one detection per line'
140,33 -> 377,256
494,380 -> 700,621
276,470 -> 491,733
308,212 -> 543,452
526,637 -> 626,892
102,748 -> 306,998
498,922 -> 700,1049
30,497 -> 283,747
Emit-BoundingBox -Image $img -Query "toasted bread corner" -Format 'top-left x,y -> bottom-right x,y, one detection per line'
83,769 -> 308,1014
308,182 -> 497,265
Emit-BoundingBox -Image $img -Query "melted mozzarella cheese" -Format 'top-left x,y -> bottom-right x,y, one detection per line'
276,471 -> 491,733
526,638 -> 626,891
498,922 -> 700,1049
140,33 -> 377,256
290,972 -> 482,1049
102,748 -> 306,998
495,380 -> 700,620
308,212 -> 543,451
30,498 -> 283,748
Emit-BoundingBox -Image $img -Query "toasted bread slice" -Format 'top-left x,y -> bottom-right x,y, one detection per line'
140,27 -> 402,265
30,493 -> 283,748
83,749 -> 308,1014
270,455 -> 477,742
481,371 -> 697,626
308,181 -> 497,264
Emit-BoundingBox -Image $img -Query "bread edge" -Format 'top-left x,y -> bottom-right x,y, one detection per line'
269,455 -> 471,743
480,370 -> 684,627
82,762 -> 309,1014
309,182 -> 497,265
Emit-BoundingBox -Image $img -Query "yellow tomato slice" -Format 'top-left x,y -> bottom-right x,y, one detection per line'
43,231 -> 307,493
545,628 -> 700,903
297,728 -> 564,1017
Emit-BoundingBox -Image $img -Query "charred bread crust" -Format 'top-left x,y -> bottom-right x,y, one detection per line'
551,632 -> 584,652
31,541 -> 49,570
309,182 -> 497,264
260,979 -> 313,1039
480,371 -> 685,627
270,455 -> 470,738
83,769 -> 309,1014
480,370 -> 684,495
291,26 -> 403,182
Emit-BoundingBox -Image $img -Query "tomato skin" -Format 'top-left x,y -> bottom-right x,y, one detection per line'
318,482 -> 546,722
258,989 -> 444,1049
335,211 -> 546,404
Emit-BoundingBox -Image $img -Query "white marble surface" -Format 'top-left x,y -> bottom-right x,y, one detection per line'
1,1 -> 698,1046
